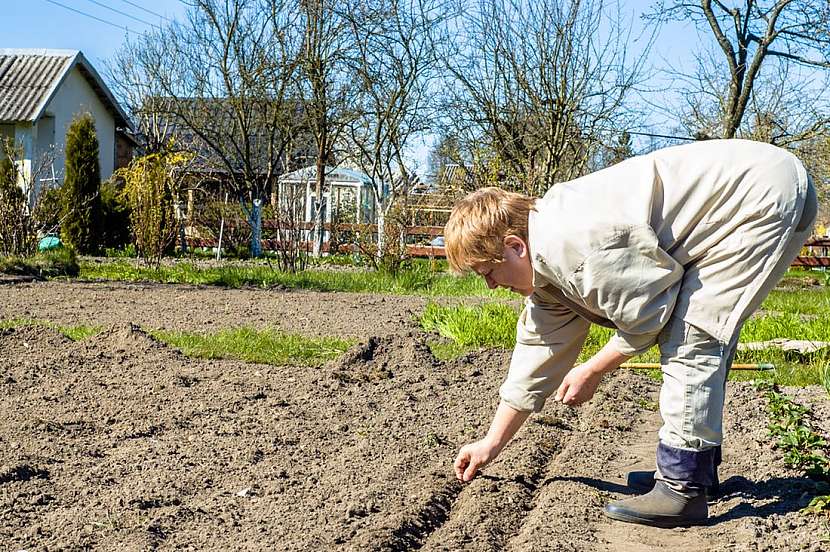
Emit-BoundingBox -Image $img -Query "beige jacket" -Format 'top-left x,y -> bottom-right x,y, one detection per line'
500,139 -> 810,412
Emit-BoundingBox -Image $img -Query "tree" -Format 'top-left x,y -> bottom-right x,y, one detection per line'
61,113 -> 102,253
117,152 -> 191,267
342,0 -> 443,265
437,0 -> 649,195
0,138 -> 61,257
108,0 -> 304,258
603,130 -> 634,167
653,0 -> 830,140
0,156 -> 27,256
296,0 -> 356,256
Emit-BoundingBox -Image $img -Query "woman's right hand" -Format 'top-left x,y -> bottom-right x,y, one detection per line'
454,438 -> 500,482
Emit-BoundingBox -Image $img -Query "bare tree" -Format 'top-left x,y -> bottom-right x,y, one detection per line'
108,0 -> 304,258
0,138 -> 60,256
342,0 -> 443,264
653,0 -> 830,139
437,0 -> 649,196
296,0 -> 356,256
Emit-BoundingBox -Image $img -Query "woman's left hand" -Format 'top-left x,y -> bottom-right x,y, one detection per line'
554,363 -> 604,406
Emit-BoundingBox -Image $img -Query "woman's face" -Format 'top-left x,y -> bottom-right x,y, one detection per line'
473,236 -> 534,296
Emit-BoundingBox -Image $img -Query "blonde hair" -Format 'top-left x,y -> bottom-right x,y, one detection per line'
444,187 -> 536,273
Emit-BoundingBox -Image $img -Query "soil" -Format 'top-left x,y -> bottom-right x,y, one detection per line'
1,281 -> 829,551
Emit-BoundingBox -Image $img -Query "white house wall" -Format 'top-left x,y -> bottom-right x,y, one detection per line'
43,65 -> 116,185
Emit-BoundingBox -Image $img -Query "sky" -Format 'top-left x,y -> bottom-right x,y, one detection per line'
1,0 -> 699,169
2,0 -> 189,67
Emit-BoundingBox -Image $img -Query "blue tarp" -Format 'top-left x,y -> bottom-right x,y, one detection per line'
38,235 -> 61,251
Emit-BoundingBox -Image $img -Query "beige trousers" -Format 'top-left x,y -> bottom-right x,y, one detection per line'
657,178 -> 817,451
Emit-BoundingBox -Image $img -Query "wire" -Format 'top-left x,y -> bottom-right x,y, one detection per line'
83,0 -> 161,29
43,0 -> 136,34
115,0 -> 174,23
626,130 -> 696,142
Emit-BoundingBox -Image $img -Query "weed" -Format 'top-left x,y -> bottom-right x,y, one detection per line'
755,380 -> 830,518
91,509 -> 122,532
802,495 -> 830,518
423,433 -> 443,447
637,398 -> 659,411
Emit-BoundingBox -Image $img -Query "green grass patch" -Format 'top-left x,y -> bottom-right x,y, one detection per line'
0,248 -> 79,278
419,290 -> 830,388
79,259 -> 513,298
420,302 -> 518,349
0,318 -> 100,341
151,327 -> 354,366
730,312 -> 830,387
763,289 -> 830,316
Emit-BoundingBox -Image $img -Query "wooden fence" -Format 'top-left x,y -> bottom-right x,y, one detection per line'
186,223 -> 830,266
186,222 -> 446,258
793,238 -> 830,268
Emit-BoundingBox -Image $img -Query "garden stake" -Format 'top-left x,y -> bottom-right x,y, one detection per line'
620,362 -> 775,371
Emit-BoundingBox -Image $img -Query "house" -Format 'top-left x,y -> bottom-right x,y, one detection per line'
278,165 -> 379,229
141,96 -> 315,218
0,49 -> 134,205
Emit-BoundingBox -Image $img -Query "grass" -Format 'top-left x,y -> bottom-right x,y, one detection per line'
79,259 -> 513,298
418,284 -> 830,387
0,318 -> 352,367
0,318 -> 100,341
150,327 -> 354,366
0,247 -> 79,278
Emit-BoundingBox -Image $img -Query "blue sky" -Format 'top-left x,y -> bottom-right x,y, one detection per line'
2,0 -> 698,166
3,0 -> 189,66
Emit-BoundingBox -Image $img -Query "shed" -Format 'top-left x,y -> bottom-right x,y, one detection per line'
278,165 -> 379,226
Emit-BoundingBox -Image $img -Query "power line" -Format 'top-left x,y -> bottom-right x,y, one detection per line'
115,0 -> 174,23
83,0 -> 161,30
43,0 -> 136,34
626,131 -> 696,142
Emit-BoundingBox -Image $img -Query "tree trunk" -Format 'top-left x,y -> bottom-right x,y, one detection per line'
376,206 -> 385,264
249,198 -> 262,258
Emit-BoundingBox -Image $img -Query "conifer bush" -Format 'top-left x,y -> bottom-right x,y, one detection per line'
60,113 -> 102,253
99,180 -> 131,249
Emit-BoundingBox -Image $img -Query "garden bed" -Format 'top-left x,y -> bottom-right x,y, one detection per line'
0,281 -> 828,550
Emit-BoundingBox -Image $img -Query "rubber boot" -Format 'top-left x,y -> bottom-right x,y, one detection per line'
627,445 -> 721,498
604,480 -> 708,528
627,469 -> 720,498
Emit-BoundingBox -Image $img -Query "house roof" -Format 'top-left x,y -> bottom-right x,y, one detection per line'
280,165 -> 371,185
144,97 -> 312,177
0,48 -> 132,129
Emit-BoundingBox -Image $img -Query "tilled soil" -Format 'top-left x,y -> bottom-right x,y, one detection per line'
0,280 -> 430,338
1,281 -> 828,551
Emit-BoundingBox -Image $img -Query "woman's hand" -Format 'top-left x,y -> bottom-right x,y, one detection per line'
453,401 -> 530,482
454,438 -> 500,482
554,363 -> 604,406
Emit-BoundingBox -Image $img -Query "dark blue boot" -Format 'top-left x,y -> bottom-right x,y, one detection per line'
605,443 -> 715,528
627,444 -> 721,498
